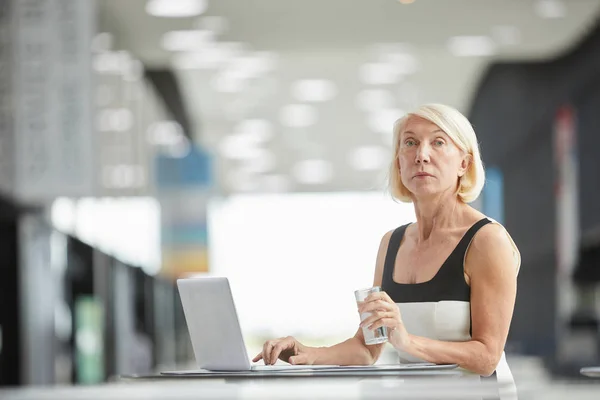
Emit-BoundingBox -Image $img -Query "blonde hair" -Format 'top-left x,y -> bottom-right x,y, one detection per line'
388,103 -> 485,203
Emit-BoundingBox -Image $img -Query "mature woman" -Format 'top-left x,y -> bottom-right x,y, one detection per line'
253,104 -> 520,382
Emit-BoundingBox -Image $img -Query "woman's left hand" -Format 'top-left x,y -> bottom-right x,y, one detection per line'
357,291 -> 411,350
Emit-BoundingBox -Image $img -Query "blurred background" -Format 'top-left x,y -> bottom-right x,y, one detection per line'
0,0 -> 600,389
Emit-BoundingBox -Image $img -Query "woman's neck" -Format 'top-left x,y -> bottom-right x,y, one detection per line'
412,193 -> 464,243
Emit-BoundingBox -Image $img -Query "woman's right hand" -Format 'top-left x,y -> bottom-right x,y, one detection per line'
252,336 -> 316,365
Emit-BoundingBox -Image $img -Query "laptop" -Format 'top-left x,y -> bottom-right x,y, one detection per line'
165,276 -> 457,375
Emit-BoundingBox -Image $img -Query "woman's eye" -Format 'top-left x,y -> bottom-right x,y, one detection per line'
405,140 -> 416,147
434,140 -> 444,147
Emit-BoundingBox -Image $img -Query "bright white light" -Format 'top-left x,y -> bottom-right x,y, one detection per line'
219,134 -> 264,160
292,159 -> 333,184
491,25 -> 521,46
279,104 -> 318,128
447,36 -> 496,57
93,52 -> 122,74
161,30 -> 214,52
355,89 -> 394,112
383,52 -> 419,75
367,108 -> 404,134
236,119 -> 273,143
165,139 -> 192,159
76,329 -> 99,355
240,149 -> 276,174
51,197 -> 76,234
359,63 -> 398,85
147,121 -> 185,145
207,192 -> 416,339
534,0 -> 566,19
146,0 -> 207,18
349,146 -> 389,171
291,79 -> 337,102
110,108 -> 134,132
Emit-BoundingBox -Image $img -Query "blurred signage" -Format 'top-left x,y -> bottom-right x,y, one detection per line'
156,146 -> 213,279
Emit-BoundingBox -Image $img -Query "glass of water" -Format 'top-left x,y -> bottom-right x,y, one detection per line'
354,286 -> 388,345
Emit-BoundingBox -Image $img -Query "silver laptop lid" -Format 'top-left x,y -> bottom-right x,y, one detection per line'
177,277 -> 251,371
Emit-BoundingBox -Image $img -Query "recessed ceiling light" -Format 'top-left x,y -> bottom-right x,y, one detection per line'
447,36 -> 496,57
292,159 -> 333,185
240,150 -> 276,174
359,63 -> 399,85
356,89 -> 394,112
146,0 -> 207,18
236,119 -> 274,143
161,30 -> 214,52
279,104 -> 318,128
291,79 -> 337,102
367,109 -> 405,134
534,0 -> 566,19
398,0 -> 415,4
219,135 -> 263,160
349,146 -> 389,171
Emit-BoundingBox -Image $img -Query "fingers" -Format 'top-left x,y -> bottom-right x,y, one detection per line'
289,354 -> 308,365
262,340 -> 275,365
358,299 -> 394,314
252,352 -> 263,362
368,317 -> 400,331
359,311 -> 395,329
270,338 -> 292,365
259,337 -> 295,365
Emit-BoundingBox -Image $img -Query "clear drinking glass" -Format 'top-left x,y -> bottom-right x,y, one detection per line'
354,286 -> 388,345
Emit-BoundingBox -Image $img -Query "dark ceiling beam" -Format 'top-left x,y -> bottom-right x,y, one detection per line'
144,68 -> 195,141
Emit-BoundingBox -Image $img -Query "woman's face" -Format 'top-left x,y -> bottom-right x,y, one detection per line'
397,116 -> 469,200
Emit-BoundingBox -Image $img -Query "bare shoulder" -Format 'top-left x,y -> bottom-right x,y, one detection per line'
467,221 -> 521,275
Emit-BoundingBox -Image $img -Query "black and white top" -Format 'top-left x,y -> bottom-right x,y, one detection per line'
381,218 -> 516,388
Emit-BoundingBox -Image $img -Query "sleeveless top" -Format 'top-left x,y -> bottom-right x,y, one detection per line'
381,218 -> 516,398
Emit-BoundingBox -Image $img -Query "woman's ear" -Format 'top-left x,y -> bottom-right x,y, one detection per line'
458,154 -> 472,177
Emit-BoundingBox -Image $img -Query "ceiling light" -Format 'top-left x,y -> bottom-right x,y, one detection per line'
279,104 -> 318,128
447,36 -> 496,57
491,26 -> 521,46
398,0 -> 415,4
383,53 -> 419,75
359,63 -> 399,85
219,135 -> 263,160
292,159 -> 333,185
146,0 -> 207,18
240,150 -> 276,174
236,119 -> 273,143
349,146 -> 389,171
356,89 -> 394,112
161,30 -> 214,52
172,46 -> 236,69
367,108 -> 405,134
534,0 -> 566,19
147,121 -> 185,146
291,79 -> 337,102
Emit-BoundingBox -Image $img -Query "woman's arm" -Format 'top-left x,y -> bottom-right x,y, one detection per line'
360,223 -> 518,376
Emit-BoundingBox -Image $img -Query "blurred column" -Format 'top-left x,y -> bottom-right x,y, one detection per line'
1,0 -> 97,386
